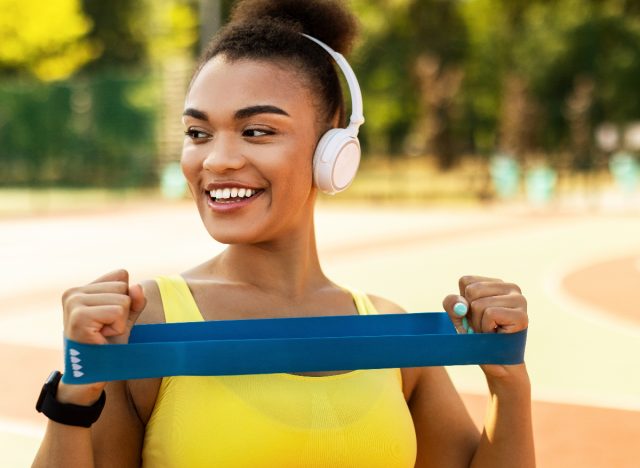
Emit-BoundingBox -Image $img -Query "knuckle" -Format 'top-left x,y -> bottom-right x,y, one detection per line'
468,298 -> 482,314
114,269 -> 129,280
116,304 -> 127,317
68,309 -> 85,330
63,293 -> 82,312
61,287 -> 79,306
484,307 -> 497,321
459,275 -> 474,288
506,282 -> 522,294
465,281 -> 483,299
118,294 -> 132,309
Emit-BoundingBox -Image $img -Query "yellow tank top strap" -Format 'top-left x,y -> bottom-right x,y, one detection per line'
340,285 -> 378,316
154,275 -> 203,323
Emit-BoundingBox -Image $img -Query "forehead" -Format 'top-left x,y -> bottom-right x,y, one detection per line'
185,56 -> 313,117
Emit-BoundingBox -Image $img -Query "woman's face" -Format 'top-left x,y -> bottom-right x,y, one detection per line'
181,56 -> 320,245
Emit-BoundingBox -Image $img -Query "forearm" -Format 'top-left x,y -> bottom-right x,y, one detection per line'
470,365 -> 535,468
32,383 -> 103,468
32,421 -> 95,468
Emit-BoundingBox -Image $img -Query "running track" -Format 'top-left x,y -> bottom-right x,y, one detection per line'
1,202 -> 638,467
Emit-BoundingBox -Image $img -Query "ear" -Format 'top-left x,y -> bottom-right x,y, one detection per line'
334,108 -> 343,128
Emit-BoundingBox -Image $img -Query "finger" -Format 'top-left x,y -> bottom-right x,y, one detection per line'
77,281 -> 130,295
480,306 -> 528,333
67,305 -> 128,344
458,275 -> 502,296
468,294 -> 524,331
70,293 -> 132,309
443,294 -> 470,334
463,281 -> 521,303
90,269 -> 129,285
62,281 -> 129,325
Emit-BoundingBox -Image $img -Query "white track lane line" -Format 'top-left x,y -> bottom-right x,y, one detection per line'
545,260 -> 640,338
541,262 -> 640,412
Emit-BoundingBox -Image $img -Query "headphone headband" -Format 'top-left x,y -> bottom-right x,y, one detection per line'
301,33 -> 365,136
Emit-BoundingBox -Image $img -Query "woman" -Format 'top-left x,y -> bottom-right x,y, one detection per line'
33,0 -> 534,466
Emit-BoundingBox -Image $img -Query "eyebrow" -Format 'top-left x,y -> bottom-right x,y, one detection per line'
234,105 -> 290,120
182,105 -> 290,122
183,108 -> 209,120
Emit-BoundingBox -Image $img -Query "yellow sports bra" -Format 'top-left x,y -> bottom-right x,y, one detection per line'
142,275 -> 417,467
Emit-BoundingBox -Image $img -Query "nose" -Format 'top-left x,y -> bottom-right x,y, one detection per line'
202,133 -> 246,173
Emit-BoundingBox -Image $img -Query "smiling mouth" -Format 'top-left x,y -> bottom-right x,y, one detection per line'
207,187 -> 264,203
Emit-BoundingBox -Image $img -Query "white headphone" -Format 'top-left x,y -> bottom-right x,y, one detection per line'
301,33 -> 365,195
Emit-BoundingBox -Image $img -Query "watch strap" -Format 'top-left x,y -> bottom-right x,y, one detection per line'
36,371 -> 106,428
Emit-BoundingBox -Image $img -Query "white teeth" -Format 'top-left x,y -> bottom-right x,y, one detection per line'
209,187 -> 257,200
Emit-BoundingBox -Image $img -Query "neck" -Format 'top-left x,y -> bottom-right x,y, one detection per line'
214,213 -> 328,298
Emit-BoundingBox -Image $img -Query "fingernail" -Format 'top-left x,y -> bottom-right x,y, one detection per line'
453,302 -> 468,317
462,317 -> 469,331
467,326 -> 475,334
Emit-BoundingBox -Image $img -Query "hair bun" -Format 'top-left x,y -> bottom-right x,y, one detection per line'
230,0 -> 358,55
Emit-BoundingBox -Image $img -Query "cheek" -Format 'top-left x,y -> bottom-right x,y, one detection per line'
279,148 -> 314,194
180,145 -> 202,184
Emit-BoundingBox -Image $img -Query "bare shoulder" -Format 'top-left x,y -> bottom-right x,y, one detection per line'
137,278 -> 165,325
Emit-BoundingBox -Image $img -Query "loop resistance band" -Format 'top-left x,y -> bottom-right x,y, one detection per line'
62,312 -> 527,384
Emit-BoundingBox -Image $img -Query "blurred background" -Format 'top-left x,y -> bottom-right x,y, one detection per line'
1,1 -> 639,467
1,0 -> 640,209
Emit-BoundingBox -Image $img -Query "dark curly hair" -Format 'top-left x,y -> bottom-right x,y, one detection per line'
193,0 -> 359,129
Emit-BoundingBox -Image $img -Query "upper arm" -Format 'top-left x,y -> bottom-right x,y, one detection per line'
90,278 -> 165,466
368,294 -> 480,467
409,367 -> 480,467
137,279 -> 165,325
90,381 -> 144,468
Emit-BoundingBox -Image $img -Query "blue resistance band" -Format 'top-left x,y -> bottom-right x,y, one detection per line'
62,312 -> 527,384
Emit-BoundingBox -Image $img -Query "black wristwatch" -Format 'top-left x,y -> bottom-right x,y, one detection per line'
36,370 -> 106,428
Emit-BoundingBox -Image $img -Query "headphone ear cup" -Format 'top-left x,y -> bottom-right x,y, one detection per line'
313,129 -> 361,195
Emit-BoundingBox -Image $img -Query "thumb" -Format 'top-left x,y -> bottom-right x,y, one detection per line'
127,284 -> 147,327
443,294 -> 471,334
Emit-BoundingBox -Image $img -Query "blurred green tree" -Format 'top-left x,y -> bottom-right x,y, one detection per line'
461,0 -> 640,169
0,0 -> 99,80
80,0 -> 147,70
352,0 -> 469,169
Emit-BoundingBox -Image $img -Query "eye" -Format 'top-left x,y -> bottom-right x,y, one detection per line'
242,128 -> 274,138
184,128 -> 212,142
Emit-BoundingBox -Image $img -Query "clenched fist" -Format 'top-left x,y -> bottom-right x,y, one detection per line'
443,275 -> 528,380
57,270 -> 147,404
62,269 -> 146,345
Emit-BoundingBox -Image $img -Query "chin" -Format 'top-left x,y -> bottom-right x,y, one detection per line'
204,224 -> 267,246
